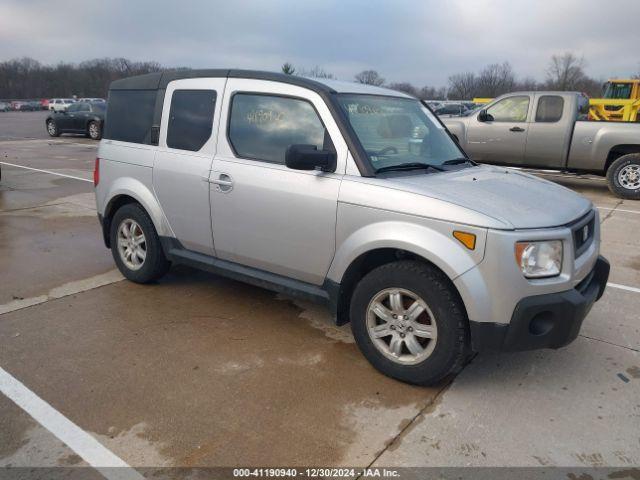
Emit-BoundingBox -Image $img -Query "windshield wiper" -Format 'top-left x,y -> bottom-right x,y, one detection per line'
376,162 -> 445,174
441,157 -> 476,166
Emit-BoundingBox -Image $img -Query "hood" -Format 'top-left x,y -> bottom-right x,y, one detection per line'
383,165 -> 592,229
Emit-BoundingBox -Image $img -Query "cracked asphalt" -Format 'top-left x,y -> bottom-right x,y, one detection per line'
0,111 -> 638,475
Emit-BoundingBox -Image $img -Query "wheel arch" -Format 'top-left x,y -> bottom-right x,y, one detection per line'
327,223 -> 483,325
605,145 -> 640,172
101,181 -> 170,248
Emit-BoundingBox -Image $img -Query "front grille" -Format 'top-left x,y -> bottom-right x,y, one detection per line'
570,211 -> 596,259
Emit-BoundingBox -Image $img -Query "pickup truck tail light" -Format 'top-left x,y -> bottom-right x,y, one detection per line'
93,158 -> 100,186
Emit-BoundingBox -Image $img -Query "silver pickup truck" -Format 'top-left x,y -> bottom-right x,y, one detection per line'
441,92 -> 640,199
96,71 -> 609,385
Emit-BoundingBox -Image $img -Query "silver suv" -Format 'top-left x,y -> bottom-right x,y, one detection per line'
95,70 -> 609,385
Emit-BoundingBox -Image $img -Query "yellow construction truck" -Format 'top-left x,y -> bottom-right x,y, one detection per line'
589,79 -> 640,122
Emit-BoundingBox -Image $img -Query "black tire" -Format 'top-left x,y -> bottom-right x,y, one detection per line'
350,260 -> 469,386
110,203 -> 170,283
606,154 -> 640,200
87,121 -> 102,140
46,120 -> 60,137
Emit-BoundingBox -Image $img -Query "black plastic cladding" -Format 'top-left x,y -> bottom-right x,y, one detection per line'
107,69 -> 376,176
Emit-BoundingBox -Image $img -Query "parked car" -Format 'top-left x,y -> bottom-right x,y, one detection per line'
434,102 -> 468,116
46,101 -> 105,139
78,98 -> 105,103
40,99 -> 50,110
49,98 -> 76,112
0,101 -> 9,112
95,70 -> 609,385
441,91 -> 640,199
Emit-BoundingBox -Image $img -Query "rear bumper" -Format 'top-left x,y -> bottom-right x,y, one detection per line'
470,255 -> 610,352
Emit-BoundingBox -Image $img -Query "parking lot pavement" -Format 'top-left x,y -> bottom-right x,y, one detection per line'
0,113 -> 639,473
0,111 -> 51,141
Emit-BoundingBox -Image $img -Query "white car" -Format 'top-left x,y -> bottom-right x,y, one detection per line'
49,98 -> 76,112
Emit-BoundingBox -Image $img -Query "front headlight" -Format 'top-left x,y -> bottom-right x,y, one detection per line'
514,240 -> 563,278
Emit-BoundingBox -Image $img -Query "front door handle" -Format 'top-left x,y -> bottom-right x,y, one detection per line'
209,173 -> 233,192
509,126 -> 525,132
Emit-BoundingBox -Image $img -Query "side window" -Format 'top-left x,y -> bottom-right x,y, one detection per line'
228,93 -> 331,164
486,96 -> 530,122
535,96 -> 564,123
67,103 -> 80,112
104,90 -> 157,144
78,103 -> 90,112
166,90 -> 216,151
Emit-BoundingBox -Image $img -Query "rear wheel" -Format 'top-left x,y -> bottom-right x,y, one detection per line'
350,260 -> 469,385
110,203 -> 170,283
46,120 -> 60,137
607,154 -> 640,200
87,121 -> 102,140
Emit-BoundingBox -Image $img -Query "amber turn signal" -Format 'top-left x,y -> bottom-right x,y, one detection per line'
453,231 -> 476,250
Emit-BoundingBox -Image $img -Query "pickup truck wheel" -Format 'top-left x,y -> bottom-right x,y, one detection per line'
607,154 -> 640,200
110,203 -> 170,283
350,260 -> 469,386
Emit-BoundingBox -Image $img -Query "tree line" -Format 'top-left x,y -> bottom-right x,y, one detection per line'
0,57 -> 163,99
287,53 -> 625,100
0,53 -> 634,100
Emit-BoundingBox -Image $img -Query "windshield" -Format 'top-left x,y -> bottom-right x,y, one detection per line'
337,94 -> 466,173
602,82 -> 632,99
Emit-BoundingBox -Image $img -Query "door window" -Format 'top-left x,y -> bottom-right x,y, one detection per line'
485,96 -> 530,122
67,103 -> 80,112
166,89 -> 216,152
77,103 -> 91,112
228,93 -> 331,164
535,96 -> 564,123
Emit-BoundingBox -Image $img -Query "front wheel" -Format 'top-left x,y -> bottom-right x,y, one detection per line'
110,203 -> 170,283
350,260 -> 469,386
607,154 -> 640,200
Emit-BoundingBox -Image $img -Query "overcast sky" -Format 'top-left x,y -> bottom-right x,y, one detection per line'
1,0 -> 638,86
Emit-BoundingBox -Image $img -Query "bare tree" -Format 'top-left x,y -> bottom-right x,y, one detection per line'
387,82 -> 418,96
546,53 -> 586,90
476,62 -> 515,97
418,85 -> 447,100
281,62 -> 295,75
514,76 -> 539,91
447,72 -> 477,100
299,66 -> 335,79
354,70 -> 385,86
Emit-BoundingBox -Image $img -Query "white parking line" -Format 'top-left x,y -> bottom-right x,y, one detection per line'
0,367 -> 143,480
608,282 -> 640,294
597,206 -> 640,215
0,161 -> 92,183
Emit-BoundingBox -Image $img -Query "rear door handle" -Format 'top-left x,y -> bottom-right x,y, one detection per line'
509,126 -> 525,132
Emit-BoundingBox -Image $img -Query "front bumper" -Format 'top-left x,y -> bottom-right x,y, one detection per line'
470,255 -> 610,352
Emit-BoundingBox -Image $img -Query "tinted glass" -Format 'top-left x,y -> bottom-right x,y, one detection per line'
78,103 -> 91,112
104,90 -> 156,144
229,94 -> 327,164
91,103 -> 106,112
166,90 -> 216,151
67,103 -> 80,112
535,96 -> 564,122
486,96 -> 529,122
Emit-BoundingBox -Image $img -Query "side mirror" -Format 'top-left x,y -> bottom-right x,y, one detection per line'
478,110 -> 492,122
285,144 -> 336,172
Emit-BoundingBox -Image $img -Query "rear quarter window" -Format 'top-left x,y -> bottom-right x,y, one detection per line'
535,96 -> 564,123
104,90 -> 157,144
166,90 -> 217,151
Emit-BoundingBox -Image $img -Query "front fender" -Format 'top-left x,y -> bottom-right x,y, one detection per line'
327,219 -> 487,284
